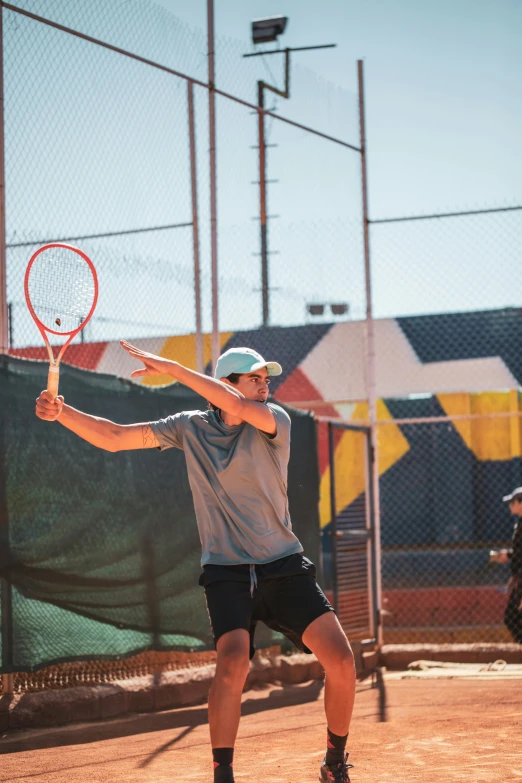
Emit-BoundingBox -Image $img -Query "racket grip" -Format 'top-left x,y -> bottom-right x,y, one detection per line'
47,365 -> 60,400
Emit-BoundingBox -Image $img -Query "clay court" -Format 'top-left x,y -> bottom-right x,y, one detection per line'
2,673 -> 522,783
2,5 -> 522,783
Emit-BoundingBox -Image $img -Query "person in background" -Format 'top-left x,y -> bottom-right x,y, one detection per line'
490,488 -> 522,643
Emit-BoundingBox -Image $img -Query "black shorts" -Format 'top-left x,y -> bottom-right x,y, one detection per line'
199,554 -> 333,659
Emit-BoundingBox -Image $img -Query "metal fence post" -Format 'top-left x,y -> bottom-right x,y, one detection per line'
0,2 -> 12,683
358,59 -> 383,644
365,428 -> 380,642
187,81 -> 204,374
328,422 -> 338,614
0,4 -> 8,355
7,301 -> 12,349
0,387 -> 14,696
1,579 -> 14,697
320,417 -> 379,645
207,0 -> 219,374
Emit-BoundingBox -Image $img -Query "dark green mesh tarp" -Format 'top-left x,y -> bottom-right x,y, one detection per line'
0,356 -> 321,672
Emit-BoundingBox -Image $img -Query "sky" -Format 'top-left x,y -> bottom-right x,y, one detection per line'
153,0 -> 522,216
149,0 -> 522,328
5,0 -> 522,345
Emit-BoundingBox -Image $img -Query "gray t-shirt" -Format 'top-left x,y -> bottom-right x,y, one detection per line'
150,403 -> 303,566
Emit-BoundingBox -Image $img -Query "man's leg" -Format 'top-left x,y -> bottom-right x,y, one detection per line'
505,587 -> 522,643
302,610 -> 356,737
208,627 -> 251,779
303,610 -> 356,781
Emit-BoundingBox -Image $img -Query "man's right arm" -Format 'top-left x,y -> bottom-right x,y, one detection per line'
35,390 -> 159,451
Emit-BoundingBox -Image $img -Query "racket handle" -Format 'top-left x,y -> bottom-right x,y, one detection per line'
47,365 -> 60,399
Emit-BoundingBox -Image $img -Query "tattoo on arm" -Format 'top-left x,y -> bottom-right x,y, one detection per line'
142,424 -> 155,448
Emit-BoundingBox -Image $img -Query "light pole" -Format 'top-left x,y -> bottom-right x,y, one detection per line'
243,18 -> 336,327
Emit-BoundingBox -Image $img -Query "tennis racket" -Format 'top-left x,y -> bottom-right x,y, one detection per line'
24,243 -> 99,399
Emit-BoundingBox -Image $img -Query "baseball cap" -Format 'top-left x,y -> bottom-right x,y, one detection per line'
214,347 -> 282,379
502,487 -> 522,503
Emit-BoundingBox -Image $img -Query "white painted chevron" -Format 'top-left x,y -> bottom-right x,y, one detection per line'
96,337 -> 167,381
299,320 -> 517,402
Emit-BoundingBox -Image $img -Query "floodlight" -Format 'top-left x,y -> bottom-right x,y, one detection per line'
331,303 -> 349,316
252,16 -> 288,45
307,304 -> 324,316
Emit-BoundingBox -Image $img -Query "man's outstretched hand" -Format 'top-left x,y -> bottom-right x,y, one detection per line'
36,390 -> 64,421
120,340 -> 175,378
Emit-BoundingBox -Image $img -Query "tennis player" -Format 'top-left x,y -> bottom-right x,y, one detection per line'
491,488 -> 522,643
35,342 -> 356,783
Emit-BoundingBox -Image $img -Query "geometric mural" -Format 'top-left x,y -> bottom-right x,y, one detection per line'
11,307 -> 522,635
11,307 -> 522,402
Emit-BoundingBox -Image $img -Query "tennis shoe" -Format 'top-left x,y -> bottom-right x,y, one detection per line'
319,753 -> 353,783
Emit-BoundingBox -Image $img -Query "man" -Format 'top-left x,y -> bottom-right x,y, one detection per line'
490,488 -> 522,643
36,342 -> 356,783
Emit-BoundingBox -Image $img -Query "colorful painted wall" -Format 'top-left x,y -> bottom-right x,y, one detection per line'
316,390 -> 520,636
13,307 -> 522,402
14,307 -> 522,635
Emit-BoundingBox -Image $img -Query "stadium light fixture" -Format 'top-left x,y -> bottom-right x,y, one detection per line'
307,303 -> 349,318
251,15 -> 288,45
243,22 -> 336,328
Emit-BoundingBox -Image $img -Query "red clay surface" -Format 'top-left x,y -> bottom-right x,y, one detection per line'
1,676 -> 522,782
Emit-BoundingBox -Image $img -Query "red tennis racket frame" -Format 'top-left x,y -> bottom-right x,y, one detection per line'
24,242 -> 99,397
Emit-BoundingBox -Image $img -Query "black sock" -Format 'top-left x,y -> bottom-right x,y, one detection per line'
325,728 -> 348,765
213,748 -> 234,783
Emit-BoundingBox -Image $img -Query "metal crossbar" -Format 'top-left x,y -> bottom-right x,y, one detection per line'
1,3 -> 361,153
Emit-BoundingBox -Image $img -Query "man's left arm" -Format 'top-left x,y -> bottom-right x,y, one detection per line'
252,403 -> 291,442
235,398 -> 276,435
119,340 -> 276,432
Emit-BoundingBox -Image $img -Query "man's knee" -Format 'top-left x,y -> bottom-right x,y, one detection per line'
304,613 -> 356,679
323,643 -> 356,680
215,633 -> 251,685
215,649 -> 250,685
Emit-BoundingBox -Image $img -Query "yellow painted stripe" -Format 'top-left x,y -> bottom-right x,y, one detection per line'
319,400 -> 410,528
438,390 -> 522,461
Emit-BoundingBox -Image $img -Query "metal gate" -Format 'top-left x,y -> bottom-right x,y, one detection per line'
326,420 -> 379,647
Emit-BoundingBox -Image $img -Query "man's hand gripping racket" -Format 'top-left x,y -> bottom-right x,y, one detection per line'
25,243 -> 99,400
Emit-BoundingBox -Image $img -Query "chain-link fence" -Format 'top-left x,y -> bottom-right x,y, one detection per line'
318,420 -> 379,646
5,1 -> 195,353
1,0 -> 368,696
368,207 -> 522,644
282,204 -> 522,645
377,409 -> 521,644
4,0 -> 363,379
2,0 -> 522,691
371,206 -> 522,321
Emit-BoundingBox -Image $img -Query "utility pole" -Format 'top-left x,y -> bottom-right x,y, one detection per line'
243,41 -> 336,327
257,79 -> 269,327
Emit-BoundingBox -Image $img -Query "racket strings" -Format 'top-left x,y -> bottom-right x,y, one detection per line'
27,247 -> 97,334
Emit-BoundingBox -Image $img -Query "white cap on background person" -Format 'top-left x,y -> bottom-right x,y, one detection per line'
502,487 -> 522,503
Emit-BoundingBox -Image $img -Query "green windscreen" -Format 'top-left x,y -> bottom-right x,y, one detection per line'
0,355 -> 321,672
